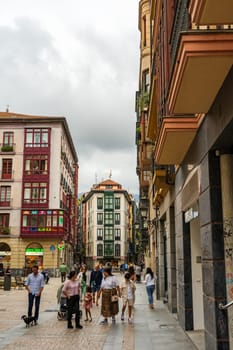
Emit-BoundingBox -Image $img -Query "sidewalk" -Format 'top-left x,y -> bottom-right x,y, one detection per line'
0,275 -> 201,349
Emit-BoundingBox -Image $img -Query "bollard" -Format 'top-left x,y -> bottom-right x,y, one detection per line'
4,273 -> 11,290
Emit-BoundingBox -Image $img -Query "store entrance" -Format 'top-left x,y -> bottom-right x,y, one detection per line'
25,243 -> 44,275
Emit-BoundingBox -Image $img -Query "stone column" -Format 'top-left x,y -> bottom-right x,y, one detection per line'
220,154 -> 233,348
200,151 -> 228,349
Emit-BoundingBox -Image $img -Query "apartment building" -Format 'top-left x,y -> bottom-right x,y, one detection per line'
0,112 -> 78,275
136,1 -> 233,348
81,179 -> 133,269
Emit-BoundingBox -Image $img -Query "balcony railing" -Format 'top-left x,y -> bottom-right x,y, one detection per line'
0,199 -> 12,207
0,226 -> 11,235
0,143 -> 16,153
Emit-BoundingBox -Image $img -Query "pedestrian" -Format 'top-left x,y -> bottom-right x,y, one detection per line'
120,272 -> 136,324
135,264 -> 141,283
24,265 -> 44,324
97,262 -> 121,325
78,265 -> 87,302
144,267 -> 156,309
90,264 -> 103,305
128,264 -> 136,282
59,262 -> 68,282
83,286 -> 93,322
62,270 -> 83,329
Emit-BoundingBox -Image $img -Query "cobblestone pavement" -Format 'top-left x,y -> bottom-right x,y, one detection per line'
0,275 -> 200,350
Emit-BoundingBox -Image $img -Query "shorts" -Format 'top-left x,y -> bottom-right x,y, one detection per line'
122,298 -> 134,307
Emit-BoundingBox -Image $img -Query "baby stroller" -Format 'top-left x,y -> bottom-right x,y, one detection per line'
58,296 -> 68,320
57,284 -> 82,321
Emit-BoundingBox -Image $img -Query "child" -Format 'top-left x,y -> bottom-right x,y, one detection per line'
120,272 -> 136,324
83,286 -> 93,322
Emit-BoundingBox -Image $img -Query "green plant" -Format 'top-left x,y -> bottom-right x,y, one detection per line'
1,227 -> 10,235
1,145 -> 13,152
137,91 -> 149,113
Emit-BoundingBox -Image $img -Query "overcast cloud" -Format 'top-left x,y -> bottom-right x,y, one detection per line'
0,0 -> 139,194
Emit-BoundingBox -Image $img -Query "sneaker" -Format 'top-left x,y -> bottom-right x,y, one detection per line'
128,318 -> 133,324
68,324 -> 74,329
99,319 -> 108,325
121,314 -> 124,321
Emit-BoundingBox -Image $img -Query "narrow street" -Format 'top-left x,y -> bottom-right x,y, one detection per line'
0,275 -> 202,349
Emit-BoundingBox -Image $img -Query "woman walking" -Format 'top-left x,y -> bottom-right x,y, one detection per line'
97,262 -> 121,324
144,267 -> 156,309
62,271 -> 83,329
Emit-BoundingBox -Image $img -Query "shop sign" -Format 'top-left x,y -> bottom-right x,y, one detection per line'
25,248 -> 44,256
184,208 -> 198,223
57,241 -> 65,250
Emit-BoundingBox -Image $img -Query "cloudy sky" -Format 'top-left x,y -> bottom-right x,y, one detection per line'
0,0 -> 140,194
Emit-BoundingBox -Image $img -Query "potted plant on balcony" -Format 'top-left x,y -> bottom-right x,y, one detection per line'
1,227 -> 10,235
1,145 -> 13,152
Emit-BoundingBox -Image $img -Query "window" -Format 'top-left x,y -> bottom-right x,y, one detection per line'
24,155 -> 48,175
22,210 -> 64,231
97,197 -> 103,209
104,212 -> 113,225
104,227 -> 113,240
115,228 -> 121,240
3,132 -> 13,146
115,213 -> 120,225
143,170 -> 151,181
25,128 -> 49,148
97,244 -> 103,257
23,182 -> 47,204
104,242 -> 114,256
97,228 -> 103,240
0,186 -> 11,206
115,197 -> 120,209
2,159 -> 12,179
0,213 -> 9,228
115,244 -> 121,257
104,194 -> 113,209
143,15 -> 147,46
97,213 -> 103,225
142,69 -> 150,93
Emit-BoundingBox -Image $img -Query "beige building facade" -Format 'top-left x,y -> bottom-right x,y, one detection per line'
0,112 -> 78,275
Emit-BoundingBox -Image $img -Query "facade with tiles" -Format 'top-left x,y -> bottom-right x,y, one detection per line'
136,0 -> 233,349
0,112 -> 78,275
81,179 -> 133,269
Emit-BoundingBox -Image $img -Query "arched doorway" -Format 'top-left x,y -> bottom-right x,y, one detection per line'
25,242 -> 44,275
0,243 -> 11,274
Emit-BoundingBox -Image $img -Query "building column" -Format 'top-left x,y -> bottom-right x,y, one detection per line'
220,154 -> 233,349
167,206 -> 177,313
200,151 -> 228,349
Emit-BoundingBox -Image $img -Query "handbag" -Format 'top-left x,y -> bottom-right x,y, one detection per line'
111,288 -> 118,303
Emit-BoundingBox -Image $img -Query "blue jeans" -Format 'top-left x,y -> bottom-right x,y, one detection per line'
28,293 -> 41,320
146,285 -> 155,305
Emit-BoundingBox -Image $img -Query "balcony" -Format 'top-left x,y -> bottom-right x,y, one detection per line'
0,227 -> 10,235
0,143 -> 15,154
168,32 -> 233,115
147,75 -> 157,141
190,0 -> 233,25
155,116 -> 201,164
0,199 -> 12,208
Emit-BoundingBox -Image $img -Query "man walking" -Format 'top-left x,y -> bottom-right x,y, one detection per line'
25,265 -> 44,324
59,262 -> 68,282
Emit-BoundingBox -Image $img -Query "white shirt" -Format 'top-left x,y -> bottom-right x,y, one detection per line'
101,275 -> 119,289
144,273 -> 156,287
